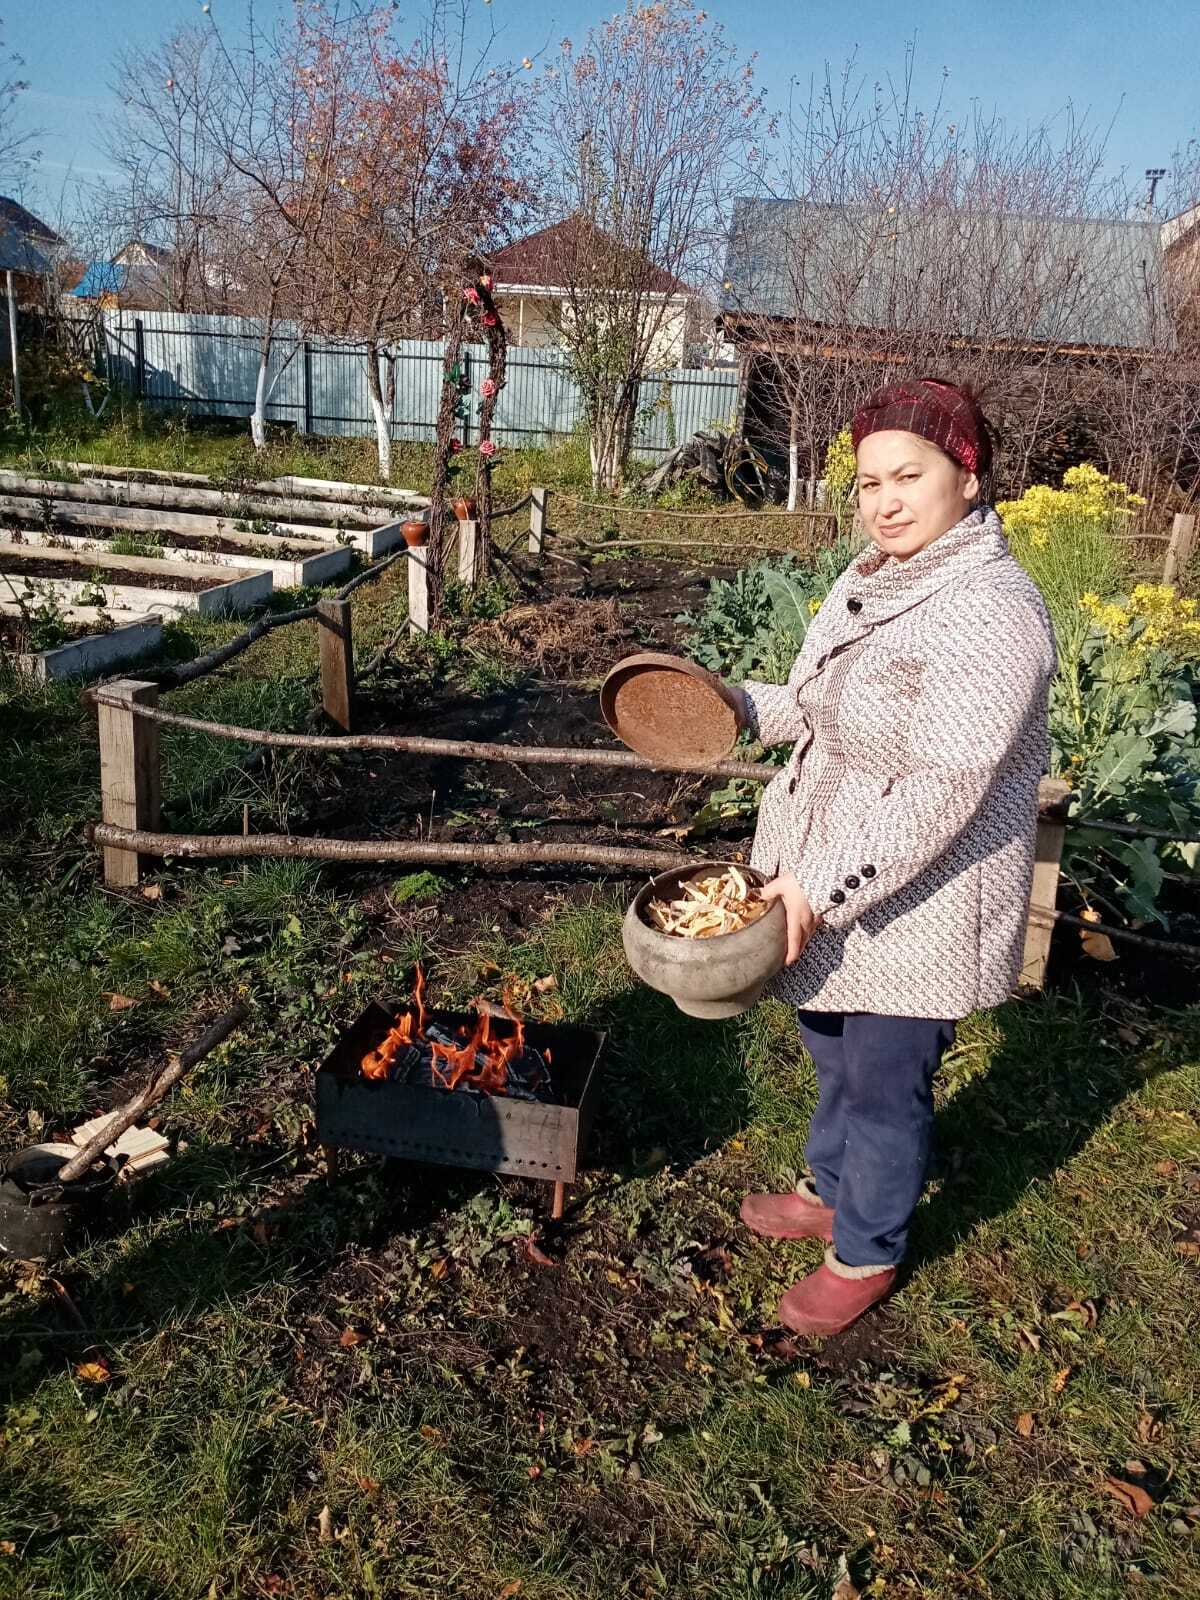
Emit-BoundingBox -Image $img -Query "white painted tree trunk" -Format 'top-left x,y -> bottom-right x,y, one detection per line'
251,352 -> 269,452
786,403 -> 801,512
365,344 -> 392,482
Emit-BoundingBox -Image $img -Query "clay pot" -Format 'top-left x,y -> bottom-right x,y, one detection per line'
401,518 -> 429,548
622,862 -> 786,1020
0,1142 -> 118,1260
451,496 -> 478,523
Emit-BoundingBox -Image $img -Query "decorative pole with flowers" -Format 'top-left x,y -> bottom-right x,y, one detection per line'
426,277 -> 472,625
467,270 -> 508,574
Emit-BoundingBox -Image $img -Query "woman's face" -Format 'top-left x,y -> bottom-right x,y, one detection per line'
855,430 -> 979,562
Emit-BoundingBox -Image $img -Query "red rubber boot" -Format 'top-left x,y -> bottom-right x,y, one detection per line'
740,1181 -> 835,1242
778,1249 -> 896,1336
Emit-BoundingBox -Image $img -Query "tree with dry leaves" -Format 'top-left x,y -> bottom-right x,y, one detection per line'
279,1 -> 531,480
532,2 -> 766,491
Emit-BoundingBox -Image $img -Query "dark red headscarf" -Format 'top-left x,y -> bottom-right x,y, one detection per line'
851,378 -> 992,482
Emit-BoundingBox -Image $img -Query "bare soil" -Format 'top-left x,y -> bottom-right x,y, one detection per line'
1,520 -> 318,563
0,554 -> 223,593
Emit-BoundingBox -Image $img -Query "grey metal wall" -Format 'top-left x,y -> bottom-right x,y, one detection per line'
98,311 -> 740,460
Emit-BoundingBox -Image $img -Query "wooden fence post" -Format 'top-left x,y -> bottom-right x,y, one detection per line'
528,486 -> 547,556
98,679 -> 162,887
1019,777 -> 1071,991
457,518 -> 480,586
408,543 -> 430,633
316,597 -> 354,732
1163,512 -> 1197,586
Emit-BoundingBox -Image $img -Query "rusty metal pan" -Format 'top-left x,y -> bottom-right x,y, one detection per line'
600,651 -> 743,764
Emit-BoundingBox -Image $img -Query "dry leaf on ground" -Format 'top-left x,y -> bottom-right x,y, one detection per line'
317,1505 -> 334,1543
1052,1366 -> 1072,1394
1015,1412 -> 1035,1437
75,1358 -> 112,1383
1103,1476 -> 1153,1518
1078,908 -> 1118,961
524,1236 -> 558,1269
105,993 -> 138,1011
339,1327 -> 363,1348
498,1582 -> 523,1597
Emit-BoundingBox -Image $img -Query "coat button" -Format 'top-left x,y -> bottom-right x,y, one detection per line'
829,889 -> 846,906
844,875 -> 860,889
861,864 -> 877,878
847,597 -> 863,614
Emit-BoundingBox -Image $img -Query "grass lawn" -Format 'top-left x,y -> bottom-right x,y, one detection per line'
1,416 -> 1198,1599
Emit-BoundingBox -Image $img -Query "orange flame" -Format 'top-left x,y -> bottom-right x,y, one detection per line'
360,966 -> 531,1097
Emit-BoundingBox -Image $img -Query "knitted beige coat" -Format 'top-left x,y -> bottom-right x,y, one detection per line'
743,508 -> 1056,1020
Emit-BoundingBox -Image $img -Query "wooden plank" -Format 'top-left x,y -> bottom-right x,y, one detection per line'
317,598 -> 355,732
1163,512 -> 1197,585
0,489 -> 340,548
0,542 -> 272,615
51,462 -> 429,514
457,518 -> 480,586
1019,777 -> 1071,991
529,486 -> 547,555
98,679 -> 161,887
408,544 -> 430,633
2,525 -> 350,587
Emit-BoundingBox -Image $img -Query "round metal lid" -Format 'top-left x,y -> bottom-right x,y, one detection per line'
600,651 -> 742,764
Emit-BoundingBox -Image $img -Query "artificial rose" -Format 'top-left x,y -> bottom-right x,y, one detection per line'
480,273 -> 493,290
449,438 -> 463,453
480,378 -> 497,398
463,286 -> 480,305
479,439 -> 498,459
482,312 -> 497,327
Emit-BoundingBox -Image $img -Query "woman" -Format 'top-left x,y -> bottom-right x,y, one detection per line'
732,378 -> 1056,1337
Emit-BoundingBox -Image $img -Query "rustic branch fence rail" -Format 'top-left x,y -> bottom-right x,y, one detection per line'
73,484 -> 1200,992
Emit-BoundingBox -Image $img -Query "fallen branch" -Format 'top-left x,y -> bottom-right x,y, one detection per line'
90,824 -> 688,873
88,696 -> 780,781
1027,906 -> 1200,959
554,492 -> 836,523
82,548 -> 412,694
1069,816 -> 1200,847
565,534 -> 809,557
57,1003 -> 250,1185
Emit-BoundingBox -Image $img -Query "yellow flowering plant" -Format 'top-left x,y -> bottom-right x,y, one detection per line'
1000,464 -> 1144,640
822,428 -> 857,501
1053,581 -> 1200,924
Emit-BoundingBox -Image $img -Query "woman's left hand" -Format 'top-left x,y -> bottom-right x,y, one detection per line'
761,871 -> 818,964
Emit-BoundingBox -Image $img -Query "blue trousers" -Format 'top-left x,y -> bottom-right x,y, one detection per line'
798,1011 -> 956,1268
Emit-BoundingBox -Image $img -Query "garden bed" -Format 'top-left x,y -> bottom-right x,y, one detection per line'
0,608 -> 164,681
0,543 -> 271,616
2,520 -> 352,588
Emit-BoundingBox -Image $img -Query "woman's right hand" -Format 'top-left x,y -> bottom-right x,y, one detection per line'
761,871 -> 818,964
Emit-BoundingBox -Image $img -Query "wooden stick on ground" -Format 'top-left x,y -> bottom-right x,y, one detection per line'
90,825 -> 688,874
56,1003 -> 250,1186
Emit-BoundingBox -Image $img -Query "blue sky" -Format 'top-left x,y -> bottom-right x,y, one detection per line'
10,0 -> 1200,228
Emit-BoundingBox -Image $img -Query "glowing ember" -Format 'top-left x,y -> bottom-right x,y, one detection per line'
359,966 -> 554,1102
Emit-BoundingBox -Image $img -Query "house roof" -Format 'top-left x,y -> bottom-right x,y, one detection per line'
115,239 -> 174,267
720,198 -> 1169,351
73,261 -> 128,299
0,196 -> 61,246
488,216 -> 686,297
0,220 -> 51,275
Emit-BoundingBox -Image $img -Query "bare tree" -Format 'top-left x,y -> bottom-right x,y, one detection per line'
727,49 -> 1150,503
533,1 -> 766,491
0,17 -> 39,189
